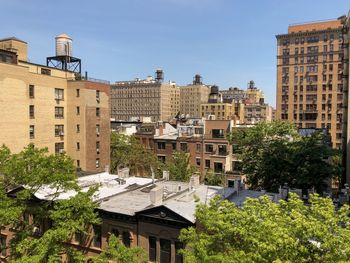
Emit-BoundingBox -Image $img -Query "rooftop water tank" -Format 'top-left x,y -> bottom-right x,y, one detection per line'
55,33 -> 72,57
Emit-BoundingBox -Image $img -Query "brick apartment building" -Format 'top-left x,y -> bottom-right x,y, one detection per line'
134,119 -> 245,186
276,19 -> 345,149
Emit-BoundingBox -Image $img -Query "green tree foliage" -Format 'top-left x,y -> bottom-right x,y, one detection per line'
228,121 -> 334,193
167,151 -> 197,182
180,193 -> 350,263
110,132 -> 160,176
0,144 -> 100,263
204,169 -> 224,186
92,235 -> 146,263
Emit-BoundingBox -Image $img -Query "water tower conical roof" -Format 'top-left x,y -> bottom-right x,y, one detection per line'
56,33 -> 72,40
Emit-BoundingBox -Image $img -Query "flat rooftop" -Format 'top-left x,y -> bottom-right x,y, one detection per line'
288,19 -> 341,34
32,172 -> 154,201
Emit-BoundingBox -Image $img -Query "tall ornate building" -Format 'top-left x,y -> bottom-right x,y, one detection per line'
276,20 -> 345,149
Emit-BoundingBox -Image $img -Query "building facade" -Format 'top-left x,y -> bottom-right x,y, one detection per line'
340,12 -> 350,184
179,74 -> 210,118
110,71 -> 179,122
0,37 -> 110,173
276,20 -> 344,148
135,119 -> 245,186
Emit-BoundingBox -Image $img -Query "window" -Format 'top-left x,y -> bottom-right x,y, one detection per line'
55,107 -> 64,118
29,84 -> 35,98
55,142 -> 64,154
96,124 -> 100,136
0,235 -> 6,257
76,124 -> 80,133
76,106 -> 80,115
212,129 -> 224,138
214,162 -> 223,173
96,158 -> 100,168
93,225 -> 102,248
76,89 -> 80,97
96,90 -> 100,102
157,142 -> 166,150
96,141 -> 100,154
29,105 -> 35,118
76,142 -> 80,151
54,88 -> 64,100
205,144 -> 213,153
218,145 -> 227,156
194,128 -> 203,135
55,125 -> 64,137
172,143 -> 176,150
41,68 -> 51,75
175,242 -> 184,263
232,144 -> 241,154
180,143 -> 187,152
111,229 -> 120,239
196,143 -> 201,152
96,107 -> 100,117
205,159 -> 210,169
160,239 -> 171,263
122,231 -> 131,247
29,125 -> 35,139
74,231 -> 86,245
149,236 -> 157,262
233,161 -> 243,172
196,158 -> 201,166
77,160 -> 80,168
158,155 -> 166,163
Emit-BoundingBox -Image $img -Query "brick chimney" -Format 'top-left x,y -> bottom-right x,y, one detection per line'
150,185 -> 163,206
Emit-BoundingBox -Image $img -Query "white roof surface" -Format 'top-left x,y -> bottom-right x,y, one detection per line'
32,172 -> 153,202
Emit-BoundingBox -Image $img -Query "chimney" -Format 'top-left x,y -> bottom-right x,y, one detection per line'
158,122 -> 164,136
189,175 -> 200,190
162,171 -> 170,181
150,185 -> 163,206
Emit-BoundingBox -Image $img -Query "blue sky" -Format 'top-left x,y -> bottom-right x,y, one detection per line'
2,0 -> 349,106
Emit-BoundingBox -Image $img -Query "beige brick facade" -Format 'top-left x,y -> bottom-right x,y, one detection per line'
0,38 -> 110,172
179,84 -> 210,117
111,78 -> 179,122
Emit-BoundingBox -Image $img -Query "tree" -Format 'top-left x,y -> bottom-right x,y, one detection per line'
110,132 -> 160,176
167,151 -> 197,182
204,169 -> 224,186
180,193 -> 350,263
227,121 -> 334,193
0,144 -> 100,263
91,235 -> 146,263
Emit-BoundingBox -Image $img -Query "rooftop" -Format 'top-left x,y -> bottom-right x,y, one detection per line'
99,179 -> 234,223
32,172 -> 154,202
0,36 -> 27,44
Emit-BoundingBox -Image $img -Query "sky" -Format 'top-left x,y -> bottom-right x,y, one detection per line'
2,0 -> 349,106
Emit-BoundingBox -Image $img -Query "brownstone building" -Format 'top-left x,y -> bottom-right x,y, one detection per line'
0,36 -> 110,172
2,173 -> 241,263
276,20 -> 345,148
135,119 -> 244,186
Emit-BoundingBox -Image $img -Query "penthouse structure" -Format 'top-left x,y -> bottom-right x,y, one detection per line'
0,35 -> 110,172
